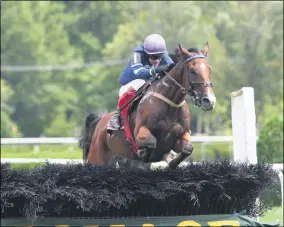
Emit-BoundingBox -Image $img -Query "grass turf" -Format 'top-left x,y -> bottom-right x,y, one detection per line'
1,142 -> 232,160
260,206 -> 283,226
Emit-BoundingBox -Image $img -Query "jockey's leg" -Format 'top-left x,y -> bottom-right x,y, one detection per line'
165,131 -> 194,169
107,79 -> 146,132
118,79 -> 146,97
107,87 -> 136,131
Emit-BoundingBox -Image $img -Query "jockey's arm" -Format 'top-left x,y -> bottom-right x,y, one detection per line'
130,52 -> 155,79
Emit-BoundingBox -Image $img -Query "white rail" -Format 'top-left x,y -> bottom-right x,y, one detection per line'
1,137 -> 79,145
1,158 -> 83,164
1,136 -> 260,145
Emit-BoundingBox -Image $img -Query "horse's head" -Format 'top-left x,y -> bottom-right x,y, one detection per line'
171,43 -> 216,111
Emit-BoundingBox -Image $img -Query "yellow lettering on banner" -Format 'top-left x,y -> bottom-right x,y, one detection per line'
208,221 -> 240,227
55,225 -> 71,227
84,225 -> 99,227
142,224 -> 154,227
177,220 -> 202,227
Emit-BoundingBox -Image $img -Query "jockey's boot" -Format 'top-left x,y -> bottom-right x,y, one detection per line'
107,87 -> 137,134
108,111 -> 122,130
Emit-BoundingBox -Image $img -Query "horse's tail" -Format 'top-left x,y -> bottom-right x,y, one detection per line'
78,112 -> 101,163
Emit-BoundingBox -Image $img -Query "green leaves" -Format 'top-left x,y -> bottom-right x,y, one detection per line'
257,115 -> 283,163
1,1 -> 80,136
1,1 -> 282,137
1,79 -> 20,137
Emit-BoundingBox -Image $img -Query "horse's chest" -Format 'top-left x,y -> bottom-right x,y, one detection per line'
151,116 -> 184,140
147,112 -> 172,130
140,100 -> 189,138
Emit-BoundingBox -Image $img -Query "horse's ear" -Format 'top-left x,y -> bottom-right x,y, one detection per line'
178,44 -> 183,53
202,42 -> 209,56
178,44 -> 190,58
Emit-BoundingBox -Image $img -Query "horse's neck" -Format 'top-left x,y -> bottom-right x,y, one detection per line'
169,60 -> 189,89
152,61 -> 187,105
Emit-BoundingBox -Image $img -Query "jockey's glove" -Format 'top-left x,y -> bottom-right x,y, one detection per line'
150,65 -> 168,75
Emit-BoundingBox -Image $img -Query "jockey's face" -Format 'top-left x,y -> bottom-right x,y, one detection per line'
148,54 -> 163,68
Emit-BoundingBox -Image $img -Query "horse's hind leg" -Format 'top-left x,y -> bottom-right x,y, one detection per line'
88,128 -> 113,164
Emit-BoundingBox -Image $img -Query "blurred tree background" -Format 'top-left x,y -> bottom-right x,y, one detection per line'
1,1 -> 283,162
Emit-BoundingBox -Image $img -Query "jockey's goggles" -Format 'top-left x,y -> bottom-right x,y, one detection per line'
148,54 -> 164,60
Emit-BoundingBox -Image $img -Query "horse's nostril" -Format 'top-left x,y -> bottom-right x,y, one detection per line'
202,97 -> 210,105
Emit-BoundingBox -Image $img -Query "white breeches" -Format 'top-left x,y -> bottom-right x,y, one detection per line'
119,79 -> 146,97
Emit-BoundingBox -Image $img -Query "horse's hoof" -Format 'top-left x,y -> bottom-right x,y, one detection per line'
182,143 -> 194,155
163,150 -> 179,163
137,149 -> 151,162
137,149 -> 147,158
150,161 -> 169,171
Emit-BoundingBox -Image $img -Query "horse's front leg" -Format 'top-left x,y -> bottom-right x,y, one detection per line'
166,131 -> 194,169
134,125 -> 157,162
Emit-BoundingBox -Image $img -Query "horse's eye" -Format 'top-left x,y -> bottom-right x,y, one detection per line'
189,68 -> 196,73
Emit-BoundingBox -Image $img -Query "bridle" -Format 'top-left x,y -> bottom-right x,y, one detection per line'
183,54 -> 213,107
161,54 -> 213,107
152,52 -> 221,120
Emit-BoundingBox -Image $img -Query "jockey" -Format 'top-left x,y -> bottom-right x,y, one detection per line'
107,34 -> 174,132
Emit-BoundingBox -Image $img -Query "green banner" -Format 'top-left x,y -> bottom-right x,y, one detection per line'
1,215 -> 280,227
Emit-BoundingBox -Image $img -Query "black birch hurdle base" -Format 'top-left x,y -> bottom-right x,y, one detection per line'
1,159 -> 280,222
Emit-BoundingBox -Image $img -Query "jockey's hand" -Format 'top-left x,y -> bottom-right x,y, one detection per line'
154,65 -> 168,74
168,63 -> 176,69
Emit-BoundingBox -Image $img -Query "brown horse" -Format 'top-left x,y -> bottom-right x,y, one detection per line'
79,43 -> 216,170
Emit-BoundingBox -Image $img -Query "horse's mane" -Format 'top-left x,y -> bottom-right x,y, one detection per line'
169,47 -> 201,64
187,47 -> 201,54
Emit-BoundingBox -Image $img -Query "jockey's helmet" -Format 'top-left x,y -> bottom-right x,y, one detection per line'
143,34 -> 166,55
